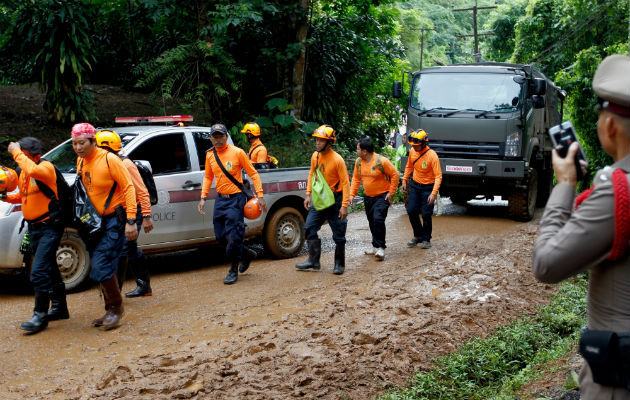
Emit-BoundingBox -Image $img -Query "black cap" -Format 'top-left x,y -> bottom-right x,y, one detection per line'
210,124 -> 228,135
18,137 -> 43,156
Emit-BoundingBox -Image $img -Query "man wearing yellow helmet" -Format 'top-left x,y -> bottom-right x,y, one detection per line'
242,122 -> 268,166
402,129 -> 442,249
296,124 -> 350,275
96,130 -> 154,298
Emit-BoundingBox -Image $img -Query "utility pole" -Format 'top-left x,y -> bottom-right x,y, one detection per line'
453,0 -> 497,62
411,16 -> 436,70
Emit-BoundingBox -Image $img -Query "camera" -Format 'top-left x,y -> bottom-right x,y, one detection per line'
548,121 -> 587,180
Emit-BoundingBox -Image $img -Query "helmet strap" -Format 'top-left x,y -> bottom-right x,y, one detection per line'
316,140 -> 331,153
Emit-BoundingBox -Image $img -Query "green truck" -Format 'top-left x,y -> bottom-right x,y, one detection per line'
393,62 -> 565,221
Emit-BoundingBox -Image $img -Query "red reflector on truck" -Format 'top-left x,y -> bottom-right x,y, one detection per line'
115,115 -> 194,124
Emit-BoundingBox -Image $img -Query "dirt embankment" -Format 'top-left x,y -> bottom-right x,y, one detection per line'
0,203 -> 561,399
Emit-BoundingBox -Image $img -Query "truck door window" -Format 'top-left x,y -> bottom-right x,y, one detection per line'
192,132 -> 213,169
128,133 -> 190,175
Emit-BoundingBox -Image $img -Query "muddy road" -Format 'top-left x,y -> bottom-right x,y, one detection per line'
0,200 -> 555,399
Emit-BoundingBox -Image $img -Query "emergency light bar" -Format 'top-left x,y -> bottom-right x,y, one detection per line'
115,115 -> 194,124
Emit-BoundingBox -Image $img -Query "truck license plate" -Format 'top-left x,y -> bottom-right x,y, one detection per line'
446,165 -> 473,173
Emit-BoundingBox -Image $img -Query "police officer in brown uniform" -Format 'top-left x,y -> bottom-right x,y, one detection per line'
532,54 -> 630,398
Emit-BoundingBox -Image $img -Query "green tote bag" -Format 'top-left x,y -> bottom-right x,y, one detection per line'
311,166 -> 335,211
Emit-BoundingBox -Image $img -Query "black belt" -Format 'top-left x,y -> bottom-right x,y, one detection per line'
218,192 -> 242,199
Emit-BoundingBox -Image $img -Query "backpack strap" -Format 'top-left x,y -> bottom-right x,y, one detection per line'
248,144 -> 263,159
33,159 -> 57,200
212,147 -> 247,194
412,149 -> 429,167
354,157 -> 362,177
607,169 -> 630,261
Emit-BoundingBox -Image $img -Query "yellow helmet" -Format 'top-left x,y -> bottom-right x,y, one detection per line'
409,129 -> 428,144
96,130 -> 122,152
241,122 -> 261,136
312,125 -> 336,143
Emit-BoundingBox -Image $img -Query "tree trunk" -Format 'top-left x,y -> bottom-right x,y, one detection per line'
291,0 -> 310,121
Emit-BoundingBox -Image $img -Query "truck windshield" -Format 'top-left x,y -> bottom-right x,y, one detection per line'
410,72 -> 522,113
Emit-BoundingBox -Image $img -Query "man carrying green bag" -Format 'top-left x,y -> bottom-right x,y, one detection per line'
296,125 -> 350,275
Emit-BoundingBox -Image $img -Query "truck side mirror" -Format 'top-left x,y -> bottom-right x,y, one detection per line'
532,78 -> 547,96
532,95 -> 545,109
392,81 -> 402,98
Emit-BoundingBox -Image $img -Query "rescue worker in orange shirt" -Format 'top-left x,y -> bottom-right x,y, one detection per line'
95,130 -> 154,297
198,124 -> 267,285
296,125 -> 350,274
72,123 -> 138,330
2,137 -> 68,334
242,122 -> 268,167
402,129 -> 442,249
349,137 -> 399,261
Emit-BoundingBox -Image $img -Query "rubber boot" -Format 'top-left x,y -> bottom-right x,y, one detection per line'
296,239 -> 321,271
224,260 -> 239,285
238,246 -> 257,273
21,291 -> 50,334
333,244 -> 345,275
92,284 -> 108,327
100,275 -> 124,330
117,256 -> 128,290
125,279 -> 152,297
47,282 -> 69,321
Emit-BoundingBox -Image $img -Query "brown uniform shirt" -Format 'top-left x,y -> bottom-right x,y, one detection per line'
532,153 -> 630,399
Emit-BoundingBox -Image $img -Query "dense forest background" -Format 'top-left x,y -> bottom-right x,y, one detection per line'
0,0 -> 628,169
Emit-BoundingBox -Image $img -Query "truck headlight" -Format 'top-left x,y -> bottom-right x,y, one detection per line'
505,132 -> 521,157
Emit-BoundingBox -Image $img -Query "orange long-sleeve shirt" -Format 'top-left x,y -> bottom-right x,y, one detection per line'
403,146 -> 442,196
248,138 -> 268,163
6,149 -> 57,222
122,157 -> 151,216
350,153 -> 399,198
305,150 -> 350,207
76,148 -> 137,219
201,144 -> 264,198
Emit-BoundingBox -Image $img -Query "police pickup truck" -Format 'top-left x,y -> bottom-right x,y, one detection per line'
0,116 -> 308,290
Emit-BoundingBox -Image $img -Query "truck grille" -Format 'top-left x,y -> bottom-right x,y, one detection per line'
431,141 -> 503,160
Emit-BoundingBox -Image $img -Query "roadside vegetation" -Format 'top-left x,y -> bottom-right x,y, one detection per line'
380,274 -> 587,400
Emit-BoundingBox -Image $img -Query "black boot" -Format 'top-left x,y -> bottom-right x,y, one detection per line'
238,246 -> 257,273
21,291 -> 50,334
47,282 -> 69,321
296,239 -> 322,271
117,256 -> 128,290
333,244 -> 345,275
125,279 -> 152,297
224,260 -> 239,285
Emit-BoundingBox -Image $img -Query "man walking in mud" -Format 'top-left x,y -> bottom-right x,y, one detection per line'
198,124 -> 267,285
402,129 -> 442,249
532,54 -> 630,399
349,137 -> 399,261
296,125 -> 350,275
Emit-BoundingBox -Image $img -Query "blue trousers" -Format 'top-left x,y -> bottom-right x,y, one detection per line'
364,193 -> 390,249
213,193 -> 247,261
406,181 -> 435,242
122,208 -> 143,261
87,214 -> 125,283
28,223 -> 63,293
305,192 -> 347,245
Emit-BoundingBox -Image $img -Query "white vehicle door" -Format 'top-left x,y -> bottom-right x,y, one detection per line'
127,131 -> 210,246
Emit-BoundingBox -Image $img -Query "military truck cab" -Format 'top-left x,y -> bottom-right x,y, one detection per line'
393,62 -> 565,221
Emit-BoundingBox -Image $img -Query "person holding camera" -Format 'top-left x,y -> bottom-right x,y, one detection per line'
532,54 -> 630,398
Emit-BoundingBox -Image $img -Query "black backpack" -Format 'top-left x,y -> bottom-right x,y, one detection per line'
132,160 -> 158,205
33,159 -> 74,226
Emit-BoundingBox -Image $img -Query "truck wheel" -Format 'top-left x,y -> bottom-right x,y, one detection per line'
56,230 -> 90,292
263,207 -> 305,259
508,168 -> 538,222
536,167 -> 554,207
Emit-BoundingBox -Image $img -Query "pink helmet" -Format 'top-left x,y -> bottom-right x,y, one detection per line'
71,123 -> 96,139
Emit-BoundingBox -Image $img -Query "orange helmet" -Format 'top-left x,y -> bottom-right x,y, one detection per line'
96,130 -> 122,152
241,122 -> 261,137
312,125 -> 336,143
0,166 -> 18,193
409,129 -> 428,144
244,197 -> 262,219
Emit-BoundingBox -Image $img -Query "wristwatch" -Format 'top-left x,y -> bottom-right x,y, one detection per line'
143,215 -> 151,220
126,218 -> 136,225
